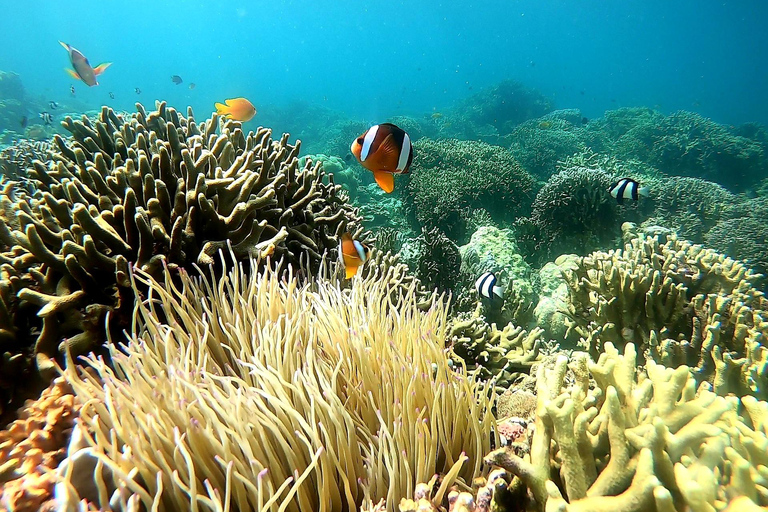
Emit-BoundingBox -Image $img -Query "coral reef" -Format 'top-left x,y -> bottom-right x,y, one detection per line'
0,378 -> 78,512
611,110 -> 767,192
0,139 -> 52,181
446,80 -> 554,144
508,110 -> 608,179
485,343 -> 768,511
704,197 -> 768,280
403,138 -> 536,242
562,232 -> 768,398
0,101 -> 362,404
56,250 -> 496,511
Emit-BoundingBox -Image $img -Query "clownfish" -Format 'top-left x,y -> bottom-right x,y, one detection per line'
59,41 -> 111,87
350,123 -> 413,193
609,178 -> 650,204
339,233 -> 370,279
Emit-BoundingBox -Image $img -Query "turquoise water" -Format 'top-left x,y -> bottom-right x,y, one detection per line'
1,0 -> 766,127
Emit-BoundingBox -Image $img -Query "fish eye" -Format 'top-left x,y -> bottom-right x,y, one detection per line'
356,137 -> 364,144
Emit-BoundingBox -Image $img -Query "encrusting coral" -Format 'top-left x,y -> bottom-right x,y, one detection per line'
0,101 -> 362,395
562,232 -> 768,398
482,343 -> 768,512
55,249 -> 496,512
0,377 -> 78,512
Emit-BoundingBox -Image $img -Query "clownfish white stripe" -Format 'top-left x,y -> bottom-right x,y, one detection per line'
353,240 -> 368,262
396,133 -> 411,172
338,239 -> 344,264
360,124 -> 379,162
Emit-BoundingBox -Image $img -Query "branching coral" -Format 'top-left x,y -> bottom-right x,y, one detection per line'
485,343 -> 768,511
402,138 -> 536,242
56,251 -> 496,511
562,233 -> 768,398
0,101 -> 362,388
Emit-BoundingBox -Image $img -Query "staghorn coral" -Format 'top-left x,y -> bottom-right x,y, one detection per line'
562,233 -> 768,398
705,196 -> 768,280
485,343 -> 768,511
0,101 -> 362,387
0,377 -> 78,512
0,139 -> 52,181
402,138 -> 536,242
56,250 -> 496,512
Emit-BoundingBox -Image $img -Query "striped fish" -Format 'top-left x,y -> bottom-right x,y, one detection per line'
475,271 -> 504,301
609,178 -> 650,204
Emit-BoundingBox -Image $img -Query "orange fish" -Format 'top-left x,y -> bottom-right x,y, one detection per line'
214,98 -> 257,122
350,123 -> 413,193
59,41 -> 110,87
339,233 -> 370,279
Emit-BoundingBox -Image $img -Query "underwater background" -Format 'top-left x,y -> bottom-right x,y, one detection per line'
2,1 -> 768,512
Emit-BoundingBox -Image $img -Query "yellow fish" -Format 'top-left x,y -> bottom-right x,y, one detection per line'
214,97 -> 257,122
339,233 -> 370,279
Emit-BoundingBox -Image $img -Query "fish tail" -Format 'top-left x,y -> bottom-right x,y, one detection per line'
93,62 -> 112,75
345,264 -> 359,279
638,186 -> 650,197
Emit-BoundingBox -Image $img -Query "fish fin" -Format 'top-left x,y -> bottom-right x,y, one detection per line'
225,98 -> 241,107
616,194 -> 624,205
59,41 -> 70,51
345,264 -> 359,279
65,68 -> 81,81
637,186 -> 650,197
93,62 -> 112,75
372,170 -> 395,193
492,285 -> 504,300
214,102 -> 230,115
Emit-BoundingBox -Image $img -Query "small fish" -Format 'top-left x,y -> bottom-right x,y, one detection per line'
188,82 -> 196,90
109,92 -> 115,99
135,87 -> 141,95
431,112 -> 443,119
59,41 -> 111,87
49,101 -> 58,110
339,233 -> 370,279
609,178 -> 650,204
70,85 -> 76,96
171,75 -> 183,85
475,271 -> 504,301
39,112 -> 53,125
350,123 -> 413,193
581,117 -> 589,125
214,97 -> 256,122
20,116 -> 27,128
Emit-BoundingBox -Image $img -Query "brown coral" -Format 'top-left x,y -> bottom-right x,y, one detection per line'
0,377 -> 78,512
0,101 -> 363,396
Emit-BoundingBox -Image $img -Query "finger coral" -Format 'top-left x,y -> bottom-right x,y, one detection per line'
56,250 -> 496,511
0,101 -> 362,392
485,343 -> 768,511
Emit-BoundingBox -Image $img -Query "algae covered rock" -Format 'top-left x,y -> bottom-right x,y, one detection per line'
460,226 -> 536,326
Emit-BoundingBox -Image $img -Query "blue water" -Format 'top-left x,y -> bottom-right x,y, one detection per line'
1,0 -> 766,127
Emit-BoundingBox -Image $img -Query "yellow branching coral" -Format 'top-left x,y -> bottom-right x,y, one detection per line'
57,252 -> 496,511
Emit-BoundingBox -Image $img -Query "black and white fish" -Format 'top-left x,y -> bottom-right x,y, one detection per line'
39,112 -> 53,125
109,92 -> 115,99
49,101 -> 58,110
135,87 -> 141,95
475,271 -> 504,301
609,178 -> 649,204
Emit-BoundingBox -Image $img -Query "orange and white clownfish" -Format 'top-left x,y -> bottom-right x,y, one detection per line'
339,233 -> 370,279
350,123 -> 413,193
59,41 -> 111,87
